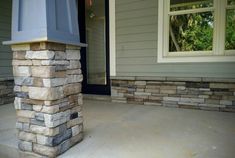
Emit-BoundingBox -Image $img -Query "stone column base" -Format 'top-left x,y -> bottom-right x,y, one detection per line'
12,42 -> 83,157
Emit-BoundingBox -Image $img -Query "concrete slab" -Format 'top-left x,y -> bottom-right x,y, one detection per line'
0,100 -> 235,158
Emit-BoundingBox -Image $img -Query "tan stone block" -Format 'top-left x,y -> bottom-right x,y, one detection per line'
18,131 -> 36,142
43,78 -> 67,87
68,94 -> 79,103
144,102 -> 162,106
30,125 -> 59,136
149,96 -> 162,101
134,81 -> 146,86
33,78 -> 43,87
32,60 -> 41,65
13,66 -> 31,77
146,85 -> 160,89
30,42 -> 66,51
64,83 -> 81,96
22,98 -> 44,105
13,51 -> 26,59
12,44 -> 30,51
67,75 -> 83,84
66,45 -> 81,50
160,89 -> 176,94
44,98 -> 68,106
134,92 -> 151,96
220,100 -> 232,105
71,125 -> 81,136
66,69 -> 82,75
31,66 -> 55,78
14,86 -> 22,92
17,117 -> 30,123
134,95 -> 148,99
180,98 -> 204,103
67,60 -> 81,69
70,133 -> 83,146
160,85 -> 177,90
41,60 -> 69,66
26,50 -> 55,60
67,118 -> 83,128
55,51 -> 66,60
28,87 -> 64,101
21,86 -> 29,92
41,105 -> 60,114
145,89 -> 160,93
17,110 -> 35,118
33,144 -> 58,157
210,83 -> 235,89
33,105 -> 43,112
163,97 -> 180,102
12,60 -> 32,66
53,71 -> 66,78
66,50 -> 80,60
71,106 -> 82,114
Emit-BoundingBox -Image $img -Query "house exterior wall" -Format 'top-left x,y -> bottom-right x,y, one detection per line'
0,0 -> 12,78
115,0 -> 235,78
112,0 -> 235,112
0,0 -> 14,105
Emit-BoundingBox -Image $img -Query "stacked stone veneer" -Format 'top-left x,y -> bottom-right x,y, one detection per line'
12,42 -> 83,157
0,79 -> 14,105
111,77 -> 235,112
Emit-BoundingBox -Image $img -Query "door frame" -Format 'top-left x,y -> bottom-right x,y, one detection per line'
78,0 -> 111,95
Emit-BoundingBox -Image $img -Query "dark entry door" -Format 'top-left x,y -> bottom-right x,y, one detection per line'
78,0 -> 110,95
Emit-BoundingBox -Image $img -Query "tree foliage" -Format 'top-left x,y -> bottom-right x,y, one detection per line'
169,1 -> 235,52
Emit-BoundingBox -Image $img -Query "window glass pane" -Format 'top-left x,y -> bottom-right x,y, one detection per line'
225,9 -> 235,50
228,0 -> 235,5
169,12 -> 213,52
170,0 -> 213,11
85,0 -> 107,85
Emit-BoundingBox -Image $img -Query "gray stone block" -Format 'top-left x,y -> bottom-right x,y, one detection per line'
18,141 -> 32,152
52,129 -> 72,146
58,139 -> 71,154
31,119 -> 45,127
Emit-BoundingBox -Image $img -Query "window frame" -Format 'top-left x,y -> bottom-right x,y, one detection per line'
157,0 -> 235,63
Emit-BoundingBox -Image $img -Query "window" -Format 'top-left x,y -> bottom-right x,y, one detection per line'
158,0 -> 235,62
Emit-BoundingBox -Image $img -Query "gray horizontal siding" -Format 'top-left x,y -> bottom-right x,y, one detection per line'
115,0 -> 235,78
0,0 -> 12,78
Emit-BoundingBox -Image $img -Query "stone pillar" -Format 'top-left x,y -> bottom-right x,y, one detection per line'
13,42 -> 83,157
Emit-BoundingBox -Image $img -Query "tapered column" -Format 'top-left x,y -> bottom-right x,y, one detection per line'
3,0 -> 86,157
12,42 -> 83,157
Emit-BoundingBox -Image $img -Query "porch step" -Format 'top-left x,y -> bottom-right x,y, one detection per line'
83,94 -> 111,102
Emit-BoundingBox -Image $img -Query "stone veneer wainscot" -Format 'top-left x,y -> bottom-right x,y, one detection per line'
111,76 -> 235,112
13,42 -> 83,157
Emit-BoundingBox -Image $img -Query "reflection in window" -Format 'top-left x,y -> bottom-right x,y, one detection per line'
169,13 -> 213,52
170,0 -> 213,11
228,0 -> 235,5
225,10 -> 235,50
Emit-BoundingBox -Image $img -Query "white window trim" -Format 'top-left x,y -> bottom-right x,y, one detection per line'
109,0 -> 116,76
157,0 -> 235,63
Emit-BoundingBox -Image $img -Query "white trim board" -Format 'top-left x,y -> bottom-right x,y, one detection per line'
109,0 -> 116,76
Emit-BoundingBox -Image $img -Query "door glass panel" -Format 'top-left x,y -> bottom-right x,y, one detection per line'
85,0 -> 106,85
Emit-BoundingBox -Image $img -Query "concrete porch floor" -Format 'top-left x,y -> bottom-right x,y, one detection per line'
0,100 -> 235,158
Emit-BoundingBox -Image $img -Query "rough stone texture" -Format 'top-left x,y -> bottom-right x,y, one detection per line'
111,77 -> 235,112
0,79 -> 14,105
12,42 -> 83,157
